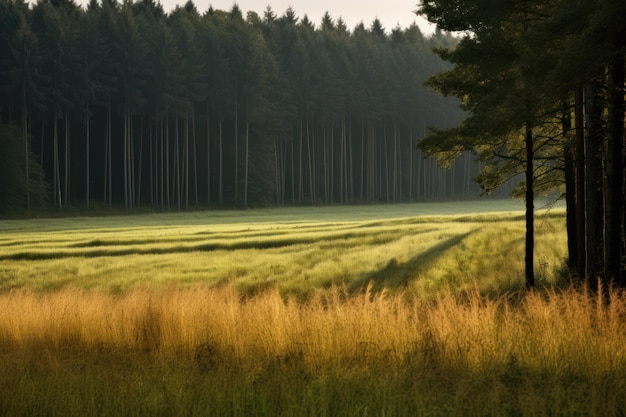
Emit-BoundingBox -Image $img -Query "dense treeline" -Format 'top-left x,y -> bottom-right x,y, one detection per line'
418,0 -> 625,286
0,0 -> 482,213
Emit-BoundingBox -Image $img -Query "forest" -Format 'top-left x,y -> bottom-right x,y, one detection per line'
0,0 -> 482,213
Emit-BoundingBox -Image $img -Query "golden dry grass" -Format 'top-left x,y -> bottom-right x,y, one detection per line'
1,284 -> 626,416
0,283 -> 624,374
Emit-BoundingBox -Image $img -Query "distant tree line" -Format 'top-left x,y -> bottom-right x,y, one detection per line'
0,0 -> 495,213
418,0 -> 625,286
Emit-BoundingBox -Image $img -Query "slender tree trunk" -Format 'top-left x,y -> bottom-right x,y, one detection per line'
40,118 -> 45,167
137,118 -> 143,207
107,102 -> 112,207
192,110 -> 198,206
392,117 -> 397,201
360,118 -> 365,200
341,117 -> 346,202
206,105 -> 211,204
323,126 -> 328,203
130,114 -> 135,209
64,107 -> 70,207
22,85 -> 29,209
219,117 -> 223,204
234,86 -> 239,204
274,139 -> 280,205
184,115 -> 189,210
343,116 -> 349,202
291,135 -> 295,204
525,123 -> 535,288
299,117 -> 303,203
165,112 -> 170,210
104,109 -> 109,206
383,121 -> 389,202
85,104 -> 90,209
175,116 -> 180,211
53,116 -> 61,209
159,116 -> 167,211
123,107 -> 128,209
605,56 -> 624,285
562,100 -> 577,271
306,114 -> 314,204
244,96 -> 249,209
310,117 -> 317,203
409,130 -> 413,200
348,117 -> 353,202
584,83 -> 604,283
149,120 -> 154,206
575,87 -> 586,278
330,127 -> 334,203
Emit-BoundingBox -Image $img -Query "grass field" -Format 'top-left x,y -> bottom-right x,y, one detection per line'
0,200 -> 567,296
4,200 -> 623,417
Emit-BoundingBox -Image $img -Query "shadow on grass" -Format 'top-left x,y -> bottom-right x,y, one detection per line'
348,229 -> 478,294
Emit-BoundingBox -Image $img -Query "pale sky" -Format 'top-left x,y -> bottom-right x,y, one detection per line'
160,0 -> 434,34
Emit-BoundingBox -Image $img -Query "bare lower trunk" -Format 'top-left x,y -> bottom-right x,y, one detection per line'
525,123 -> 535,288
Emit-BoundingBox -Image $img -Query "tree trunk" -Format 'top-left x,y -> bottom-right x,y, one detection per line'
219,117 -> 223,204
360,118 -> 365,200
244,96 -> 249,208
54,116 -> 61,209
206,105 -> 211,204
563,101 -> 577,271
234,86 -> 239,204
85,104 -> 90,209
605,56 -> 624,285
299,118 -> 303,203
192,110 -> 198,206
64,107 -> 70,207
174,116 -> 180,211
166,112 -> 170,210
525,123 -> 535,288
149,120 -> 154,206
584,83 -> 604,283
575,87 -> 586,278
137,118 -> 143,207
184,115 -> 189,210
306,115 -> 314,204
22,85 -> 29,209
123,106 -> 129,208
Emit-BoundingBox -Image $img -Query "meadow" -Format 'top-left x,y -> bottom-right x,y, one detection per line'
2,201 -> 625,416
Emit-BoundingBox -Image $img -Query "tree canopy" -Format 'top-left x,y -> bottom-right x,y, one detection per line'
417,0 -> 625,286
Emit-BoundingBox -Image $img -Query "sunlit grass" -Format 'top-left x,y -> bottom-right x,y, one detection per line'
0,201 -> 566,296
1,284 -> 625,416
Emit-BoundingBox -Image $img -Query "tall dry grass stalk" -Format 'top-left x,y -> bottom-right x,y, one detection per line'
1,284 -> 625,371
2,284 -> 626,416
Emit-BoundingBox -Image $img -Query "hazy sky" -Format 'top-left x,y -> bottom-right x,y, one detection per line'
157,0 -> 434,34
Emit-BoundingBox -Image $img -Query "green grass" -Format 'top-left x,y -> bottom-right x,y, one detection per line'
0,200 -> 567,297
